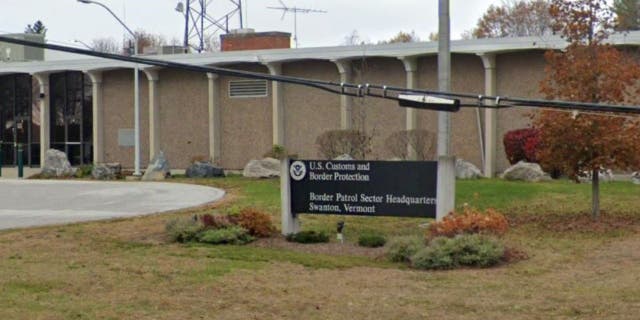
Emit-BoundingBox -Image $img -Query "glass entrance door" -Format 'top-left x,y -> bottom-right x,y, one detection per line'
49,72 -> 92,165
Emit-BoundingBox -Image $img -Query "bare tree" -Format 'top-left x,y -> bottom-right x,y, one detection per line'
342,30 -> 371,46
90,37 -> 120,54
133,30 -> 167,53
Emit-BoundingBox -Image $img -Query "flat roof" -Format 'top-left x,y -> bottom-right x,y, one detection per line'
2,31 -> 640,76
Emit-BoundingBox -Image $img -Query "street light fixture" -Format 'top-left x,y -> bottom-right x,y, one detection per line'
77,0 -> 142,176
74,39 -> 92,50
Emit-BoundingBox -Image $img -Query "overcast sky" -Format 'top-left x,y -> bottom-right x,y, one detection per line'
2,0 -> 503,49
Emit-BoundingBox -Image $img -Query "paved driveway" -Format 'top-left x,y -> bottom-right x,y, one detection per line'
0,180 -> 224,230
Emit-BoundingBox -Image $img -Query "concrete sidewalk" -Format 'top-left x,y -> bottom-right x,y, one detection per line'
0,167 -> 40,179
0,180 -> 224,230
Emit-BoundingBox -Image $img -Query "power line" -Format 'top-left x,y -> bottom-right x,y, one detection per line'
1,36 -> 640,115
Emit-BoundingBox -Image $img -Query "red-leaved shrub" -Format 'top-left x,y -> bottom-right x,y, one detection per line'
503,128 -> 540,164
427,207 -> 509,240
235,208 -> 275,237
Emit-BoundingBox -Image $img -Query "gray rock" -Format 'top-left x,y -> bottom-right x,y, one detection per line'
91,163 -> 122,180
243,158 -> 280,178
579,168 -> 614,183
631,172 -> 640,185
142,151 -> 171,181
501,161 -> 550,182
41,149 -> 76,178
186,161 -> 225,178
91,164 -> 114,180
456,159 -> 483,179
333,154 -> 354,161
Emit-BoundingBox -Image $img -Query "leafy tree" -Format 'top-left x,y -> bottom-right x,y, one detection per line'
536,0 -> 640,219
613,0 -> 640,30
379,31 -> 420,44
470,0 -> 552,38
25,20 -> 47,36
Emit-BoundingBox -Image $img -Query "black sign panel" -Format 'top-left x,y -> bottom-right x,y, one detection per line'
289,160 -> 437,218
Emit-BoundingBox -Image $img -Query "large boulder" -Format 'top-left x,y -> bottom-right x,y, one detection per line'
91,163 -> 122,180
456,159 -> 483,179
142,151 -> 171,181
243,158 -> 280,178
41,149 -> 76,178
186,161 -> 225,178
632,172 -> 640,185
501,161 -> 550,182
578,168 -> 614,183
333,154 -> 354,161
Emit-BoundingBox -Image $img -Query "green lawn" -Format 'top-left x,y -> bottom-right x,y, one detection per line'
0,177 -> 639,319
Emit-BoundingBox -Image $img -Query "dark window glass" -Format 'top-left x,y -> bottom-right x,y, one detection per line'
48,72 -> 92,164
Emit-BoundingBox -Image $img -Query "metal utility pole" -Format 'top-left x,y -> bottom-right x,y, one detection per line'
267,0 -> 326,48
435,0 -> 454,222
437,0 -> 452,156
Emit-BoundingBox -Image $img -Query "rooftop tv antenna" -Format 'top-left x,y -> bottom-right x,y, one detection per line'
175,0 -> 244,53
267,0 -> 326,48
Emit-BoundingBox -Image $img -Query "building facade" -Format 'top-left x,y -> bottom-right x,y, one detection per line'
1,31 -> 639,176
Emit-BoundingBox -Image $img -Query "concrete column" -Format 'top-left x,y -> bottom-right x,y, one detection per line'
332,59 -> 353,130
86,71 -> 104,164
33,73 -> 50,168
266,63 -> 285,146
207,73 -> 221,164
479,53 -> 497,177
399,57 -> 419,160
144,68 -> 161,160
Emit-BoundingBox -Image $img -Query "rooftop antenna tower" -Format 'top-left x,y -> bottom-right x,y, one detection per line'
175,0 -> 244,53
267,0 -> 326,48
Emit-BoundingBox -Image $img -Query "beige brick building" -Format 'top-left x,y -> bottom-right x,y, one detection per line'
2,31 -> 639,175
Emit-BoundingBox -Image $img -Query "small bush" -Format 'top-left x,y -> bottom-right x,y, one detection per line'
262,145 -> 297,160
385,129 -> 436,160
166,217 -> 202,243
358,233 -> 387,248
235,208 -> 275,237
427,207 -> 509,240
386,236 -> 424,263
75,164 -> 94,178
201,214 -> 234,230
196,226 -> 255,245
503,128 -> 540,165
411,234 -> 505,270
285,231 -> 330,244
315,130 -> 372,160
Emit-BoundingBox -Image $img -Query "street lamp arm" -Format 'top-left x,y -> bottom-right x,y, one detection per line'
77,0 -> 136,39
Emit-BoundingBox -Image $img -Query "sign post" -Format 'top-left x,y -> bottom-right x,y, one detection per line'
281,158 -> 300,235
281,158 -> 455,235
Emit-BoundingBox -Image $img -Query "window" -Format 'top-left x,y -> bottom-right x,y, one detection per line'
228,80 -> 268,98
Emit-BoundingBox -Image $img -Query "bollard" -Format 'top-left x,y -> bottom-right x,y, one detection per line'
17,144 -> 23,178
